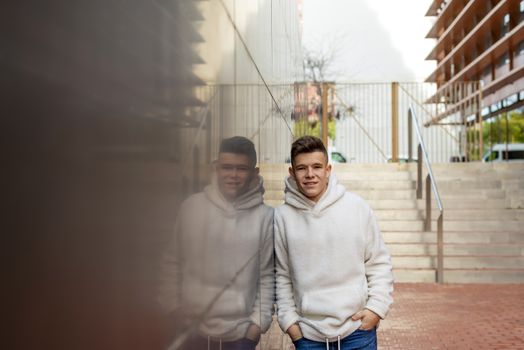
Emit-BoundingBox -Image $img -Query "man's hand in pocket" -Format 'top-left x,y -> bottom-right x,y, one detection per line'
351,309 -> 380,330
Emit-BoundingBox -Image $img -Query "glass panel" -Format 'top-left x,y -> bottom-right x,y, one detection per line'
508,150 -> 524,159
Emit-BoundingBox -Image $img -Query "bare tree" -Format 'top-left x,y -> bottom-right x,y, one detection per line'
302,34 -> 344,82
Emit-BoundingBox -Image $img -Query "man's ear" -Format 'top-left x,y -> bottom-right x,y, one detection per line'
288,166 -> 295,178
254,167 -> 260,175
326,163 -> 332,175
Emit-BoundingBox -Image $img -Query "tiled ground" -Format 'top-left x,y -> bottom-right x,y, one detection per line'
261,283 -> 524,350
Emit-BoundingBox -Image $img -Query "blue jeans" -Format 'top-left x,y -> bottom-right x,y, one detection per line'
293,328 -> 377,350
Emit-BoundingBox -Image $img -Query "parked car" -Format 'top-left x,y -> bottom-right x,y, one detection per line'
482,143 -> 524,162
386,155 -> 418,163
330,151 -> 347,163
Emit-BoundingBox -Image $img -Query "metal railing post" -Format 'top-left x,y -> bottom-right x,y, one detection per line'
425,174 -> 431,232
437,213 -> 444,283
408,109 -> 413,162
391,82 -> 399,162
417,144 -> 423,199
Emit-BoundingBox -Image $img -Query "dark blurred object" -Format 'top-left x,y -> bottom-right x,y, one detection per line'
449,155 -> 466,162
0,1 -> 203,349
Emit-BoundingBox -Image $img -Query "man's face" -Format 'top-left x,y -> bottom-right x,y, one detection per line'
290,151 -> 331,202
216,152 -> 258,202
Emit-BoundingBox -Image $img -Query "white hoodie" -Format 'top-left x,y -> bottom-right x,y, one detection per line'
274,174 -> 393,342
158,175 -> 274,341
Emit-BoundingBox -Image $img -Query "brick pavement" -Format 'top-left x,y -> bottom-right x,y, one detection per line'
260,283 -> 524,350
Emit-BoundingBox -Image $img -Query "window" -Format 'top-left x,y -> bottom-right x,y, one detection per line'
504,14 -> 510,26
497,52 -> 509,68
485,32 -> 493,47
507,150 -> 524,160
331,152 -> 346,163
471,46 -> 478,60
501,13 -> 510,36
505,94 -> 518,106
486,150 -> 498,161
490,101 -> 502,112
482,65 -> 492,80
518,41 -> 524,56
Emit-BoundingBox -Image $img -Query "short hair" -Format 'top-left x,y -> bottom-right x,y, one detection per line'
290,136 -> 328,166
219,136 -> 257,166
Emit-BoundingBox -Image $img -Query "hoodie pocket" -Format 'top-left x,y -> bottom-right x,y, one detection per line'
300,286 -> 364,321
182,283 -> 248,318
208,288 -> 248,317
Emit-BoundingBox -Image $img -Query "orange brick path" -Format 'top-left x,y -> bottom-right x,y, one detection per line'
260,283 -> 524,350
377,283 -> 524,350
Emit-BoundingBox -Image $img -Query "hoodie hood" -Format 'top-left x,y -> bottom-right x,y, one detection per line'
284,173 -> 346,213
204,174 -> 265,214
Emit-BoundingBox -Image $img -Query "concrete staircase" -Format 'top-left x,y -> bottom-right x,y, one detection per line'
259,162 -> 524,283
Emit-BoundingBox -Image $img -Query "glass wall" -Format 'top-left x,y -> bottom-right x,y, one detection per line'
1,1 -> 302,349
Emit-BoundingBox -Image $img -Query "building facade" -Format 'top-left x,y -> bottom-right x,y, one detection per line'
425,0 -> 524,156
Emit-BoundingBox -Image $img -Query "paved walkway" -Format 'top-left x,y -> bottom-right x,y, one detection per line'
261,283 -> 524,349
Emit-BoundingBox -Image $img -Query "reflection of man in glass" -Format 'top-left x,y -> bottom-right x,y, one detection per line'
159,136 -> 274,350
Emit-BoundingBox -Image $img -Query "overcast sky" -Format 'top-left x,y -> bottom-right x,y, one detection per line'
302,0 -> 436,82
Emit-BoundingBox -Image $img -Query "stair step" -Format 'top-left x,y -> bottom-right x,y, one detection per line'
336,172 -> 413,181
392,256 -> 524,269
383,231 -> 524,244
366,199 -> 508,210
393,268 -> 524,283
374,210 -> 422,220
503,179 -> 524,190
443,269 -> 524,283
437,189 -> 506,199
428,209 -> 524,221
347,190 -> 416,200
380,220 -> 523,232
423,179 -> 502,190
438,199 -> 509,209
441,220 -> 523,232
387,243 -> 524,256
393,269 -> 436,283
380,221 -> 423,231
331,164 -> 413,172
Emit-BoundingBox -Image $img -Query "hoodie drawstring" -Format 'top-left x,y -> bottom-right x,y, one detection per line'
325,336 -> 342,350
207,336 -> 223,350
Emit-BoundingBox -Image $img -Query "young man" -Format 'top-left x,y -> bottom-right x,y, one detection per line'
274,136 -> 393,350
158,136 -> 274,350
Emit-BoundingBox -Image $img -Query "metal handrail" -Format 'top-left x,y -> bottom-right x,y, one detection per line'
408,106 -> 445,283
